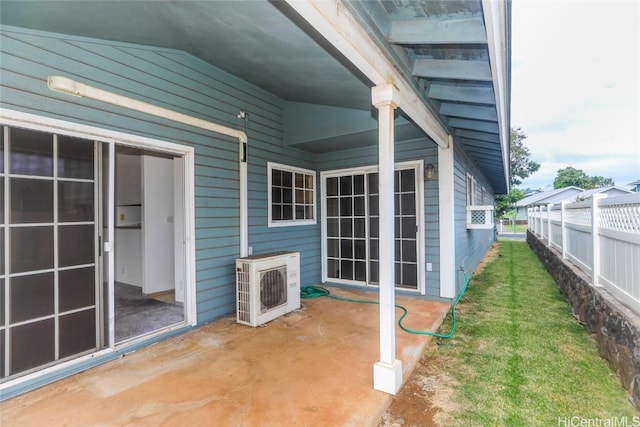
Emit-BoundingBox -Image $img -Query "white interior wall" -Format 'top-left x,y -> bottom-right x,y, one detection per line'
142,155 -> 175,294
115,151 -> 143,286
173,157 -> 185,304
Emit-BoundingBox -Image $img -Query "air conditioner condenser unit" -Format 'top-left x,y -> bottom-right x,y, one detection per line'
235,251 -> 300,327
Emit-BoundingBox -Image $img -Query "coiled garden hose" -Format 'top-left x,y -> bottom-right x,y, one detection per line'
300,271 -> 470,339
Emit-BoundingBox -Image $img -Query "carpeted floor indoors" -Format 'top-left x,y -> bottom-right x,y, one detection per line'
115,282 -> 184,342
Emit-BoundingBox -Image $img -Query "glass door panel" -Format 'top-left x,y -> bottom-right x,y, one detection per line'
326,174 -> 367,282
395,169 -> 418,289
0,126 -> 98,382
324,165 -> 420,290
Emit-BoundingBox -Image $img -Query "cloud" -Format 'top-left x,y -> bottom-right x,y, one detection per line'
512,0 -> 640,191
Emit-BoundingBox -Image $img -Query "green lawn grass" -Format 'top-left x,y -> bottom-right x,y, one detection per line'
498,222 -> 528,233
430,240 -> 638,425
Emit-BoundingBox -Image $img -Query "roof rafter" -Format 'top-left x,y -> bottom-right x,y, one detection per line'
388,17 -> 487,45
440,103 -> 496,121
458,136 -> 500,149
448,117 -> 499,134
413,59 -> 492,81
464,145 -> 503,156
456,129 -> 500,143
428,82 -> 495,105
283,0 -> 449,148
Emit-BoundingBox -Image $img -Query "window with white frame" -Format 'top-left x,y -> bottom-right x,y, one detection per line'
465,174 -> 494,229
268,162 -> 316,226
466,173 -> 477,205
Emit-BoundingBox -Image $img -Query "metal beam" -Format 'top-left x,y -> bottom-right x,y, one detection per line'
388,17 -> 487,45
413,59 -> 492,81
283,0 -> 449,148
428,83 -> 495,105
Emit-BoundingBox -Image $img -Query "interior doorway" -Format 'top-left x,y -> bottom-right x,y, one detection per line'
110,146 -> 185,343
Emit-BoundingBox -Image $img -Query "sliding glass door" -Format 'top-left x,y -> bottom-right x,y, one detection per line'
1,126 -> 99,379
322,162 -> 423,291
0,111 -> 198,386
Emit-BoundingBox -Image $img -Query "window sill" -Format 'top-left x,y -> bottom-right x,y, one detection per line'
466,205 -> 495,229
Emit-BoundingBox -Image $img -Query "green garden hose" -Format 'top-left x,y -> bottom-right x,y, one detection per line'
300,271 -> 470,339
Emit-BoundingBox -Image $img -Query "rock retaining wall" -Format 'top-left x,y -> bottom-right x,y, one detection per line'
527,231 -> 640,409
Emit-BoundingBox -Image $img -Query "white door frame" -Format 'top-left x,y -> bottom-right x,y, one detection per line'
0,109 -> 197,332
320,159 -> 425,294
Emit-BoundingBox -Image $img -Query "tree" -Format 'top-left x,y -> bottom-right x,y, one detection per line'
495,187 -> 526,218
553,167 -> 615,189
589,175 -> 615,188
510,128 -> 540,187
495,128 -> 539,218
553,166 -> 590,189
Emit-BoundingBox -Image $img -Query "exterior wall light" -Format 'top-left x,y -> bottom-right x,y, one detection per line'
424,163 -> 436,180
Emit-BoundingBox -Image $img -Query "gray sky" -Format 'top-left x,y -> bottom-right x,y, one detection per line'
511,0 -> 640,191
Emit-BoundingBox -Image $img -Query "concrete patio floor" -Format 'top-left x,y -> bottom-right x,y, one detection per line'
1,287 -> 449,427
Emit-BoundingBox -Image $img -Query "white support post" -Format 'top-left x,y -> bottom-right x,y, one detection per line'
438,135 -> 456,299
547,204 -> 553,246
371,83 -> 402,395
561,200 -> 568,259
591,194 -> 606,287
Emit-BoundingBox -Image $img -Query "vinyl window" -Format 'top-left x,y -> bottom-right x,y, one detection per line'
466,173 -> 477,206
268,162 -> 315,227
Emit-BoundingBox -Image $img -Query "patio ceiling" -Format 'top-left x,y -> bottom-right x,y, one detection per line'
0,0 -> 510,193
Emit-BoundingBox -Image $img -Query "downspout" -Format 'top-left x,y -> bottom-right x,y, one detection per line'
47,75 -> 250,257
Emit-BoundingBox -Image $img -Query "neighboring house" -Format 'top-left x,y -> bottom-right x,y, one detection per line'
515,186 -> 633,222
574,186 -> 632,200
0,0 -> 511,397
628,179 -> 640,192
514,187 -> 584,220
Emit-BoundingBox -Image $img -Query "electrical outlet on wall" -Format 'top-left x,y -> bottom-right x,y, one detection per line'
426,262 -> 433,272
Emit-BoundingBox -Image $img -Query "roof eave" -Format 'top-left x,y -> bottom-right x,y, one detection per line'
482,0 -> 511,194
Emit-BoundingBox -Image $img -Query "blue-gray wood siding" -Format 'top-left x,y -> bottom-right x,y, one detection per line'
453,143 -> 496,293
315,137 -> 441,297
1,25 -> 498,317
0,26 -> 319,323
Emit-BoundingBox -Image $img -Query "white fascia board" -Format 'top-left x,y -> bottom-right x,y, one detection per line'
482,0 -> 510,191
284,0 -> 449,149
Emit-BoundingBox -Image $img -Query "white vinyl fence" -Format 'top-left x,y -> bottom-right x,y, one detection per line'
528,193 -> 640,313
